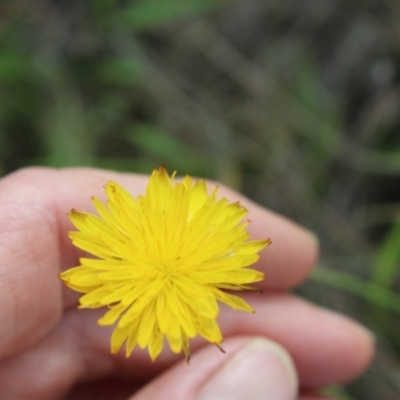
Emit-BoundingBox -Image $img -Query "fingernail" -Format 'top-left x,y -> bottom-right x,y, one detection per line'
195,338 -> 298,400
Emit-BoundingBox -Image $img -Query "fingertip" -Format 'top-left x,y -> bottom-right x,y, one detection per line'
215,184 -> 319,290
130,337 -> 298,400
253,207 -> 319,289
316,309 -> 375,385
195,338 -> 298,400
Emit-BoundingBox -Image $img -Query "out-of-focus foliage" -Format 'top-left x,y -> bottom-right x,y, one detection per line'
2,0 -> 400,398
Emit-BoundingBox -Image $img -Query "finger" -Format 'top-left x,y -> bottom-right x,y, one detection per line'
0,167 -> 317,358
131,337 -> 298,400
0,293 -> 374,397
98,294 -> 373,387
218,294 -> 374,388
119,294 -> 372,387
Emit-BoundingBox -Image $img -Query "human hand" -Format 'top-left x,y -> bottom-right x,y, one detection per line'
0,168 -> 374,400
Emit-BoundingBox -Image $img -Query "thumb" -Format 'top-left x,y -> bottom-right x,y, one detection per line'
131,337 -> 298,400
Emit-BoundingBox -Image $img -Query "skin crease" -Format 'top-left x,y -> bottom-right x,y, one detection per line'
0,167 -> 375,400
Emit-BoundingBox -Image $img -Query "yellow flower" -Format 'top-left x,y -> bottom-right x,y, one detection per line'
60,166 -> 270,362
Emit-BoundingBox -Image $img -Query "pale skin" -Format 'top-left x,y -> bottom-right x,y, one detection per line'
0,167 -> 374,400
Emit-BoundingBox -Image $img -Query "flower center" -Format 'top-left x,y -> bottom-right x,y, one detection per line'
158,260 -> 176,279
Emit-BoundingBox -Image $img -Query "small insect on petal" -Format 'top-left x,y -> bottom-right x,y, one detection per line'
59,166 -> 270,361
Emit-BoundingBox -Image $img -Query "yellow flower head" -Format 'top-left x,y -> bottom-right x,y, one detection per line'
60,166 -> 270,362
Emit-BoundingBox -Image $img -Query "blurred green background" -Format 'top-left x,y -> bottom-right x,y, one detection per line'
2,1 -> 400,398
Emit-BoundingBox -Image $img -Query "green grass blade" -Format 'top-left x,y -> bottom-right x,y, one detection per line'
371,220 -> 400,287
119,0 -> 228,31
321,386 -> 357,400
311,268 -> 400,313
